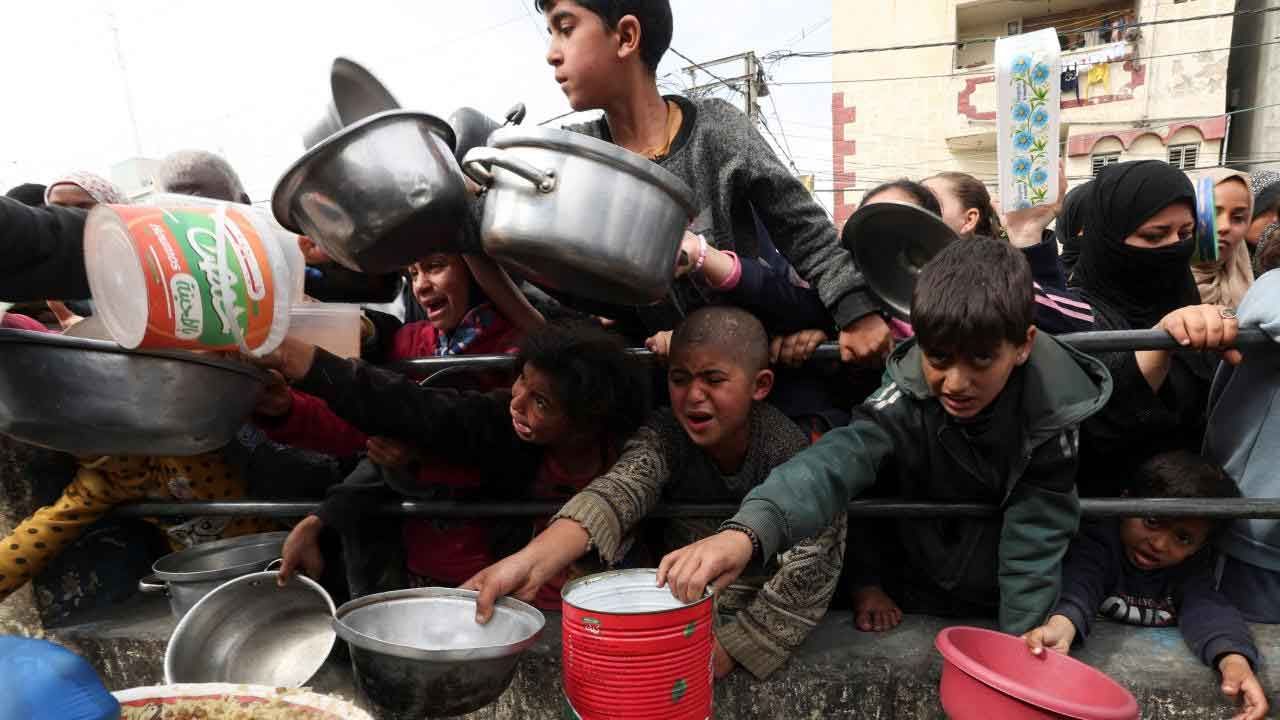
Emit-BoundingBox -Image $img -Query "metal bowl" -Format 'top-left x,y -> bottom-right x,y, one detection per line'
139,532 -> 288,619
165,570 -> 337,687
274,110 -> 468,275
0,329 -> 267,456
840,201 -> 957,320
334,587 -> 545,719
303,57 -> 401,150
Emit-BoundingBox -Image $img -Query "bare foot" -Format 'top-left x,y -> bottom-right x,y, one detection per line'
852,586 -> 903,632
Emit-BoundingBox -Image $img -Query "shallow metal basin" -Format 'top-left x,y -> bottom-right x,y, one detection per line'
334,587 -> 545,719
0,329 -> 267,456
139,532 -> 288,619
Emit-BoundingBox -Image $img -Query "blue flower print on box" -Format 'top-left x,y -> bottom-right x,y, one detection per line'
1013,157 -> 1032,178
1031,167 -> 1049,187
1013,130 -> 1035,152
1013,55 -> 1032,75
998,30 -> 1060,210
1030,107 -> 1050,129
1012,102 -> 1032,123
1032,62 -> 1051,85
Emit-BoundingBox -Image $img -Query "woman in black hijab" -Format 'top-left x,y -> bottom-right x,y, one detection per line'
1070,160 -> 1242,495
1055,181 -> 1089,281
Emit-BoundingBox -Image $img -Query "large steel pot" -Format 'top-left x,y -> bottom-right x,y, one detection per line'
137,532 -> 287,619
334,587 -> 545,719
166,569 -> 337,687
303,57 -> 400,150
463,127 -> 696,306
0,329 -> 267,457
273,110 -> 468,274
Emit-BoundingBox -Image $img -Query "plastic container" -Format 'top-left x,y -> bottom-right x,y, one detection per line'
0,636 -> 120,720
286,303 -> 362,358
935,626 -> 1139,720
85,198 -> 301,356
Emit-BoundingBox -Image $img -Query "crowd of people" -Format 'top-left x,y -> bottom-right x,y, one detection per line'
0,1 -> 1277,717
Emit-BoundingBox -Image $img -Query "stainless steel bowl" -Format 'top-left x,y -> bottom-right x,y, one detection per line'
463,126 -> 696,306
303,57 -> 400,150
165,569 -> 337,687
0,329 -> 267,456
334,587 -> 545,719
274,110 -> 468,274
138,532 -> 288,619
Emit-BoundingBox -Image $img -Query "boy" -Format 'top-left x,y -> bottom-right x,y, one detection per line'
534,0 -> 890,364
656,237 -> 1112,635
1023,451 -> 1268,720
466,306 -> 845,680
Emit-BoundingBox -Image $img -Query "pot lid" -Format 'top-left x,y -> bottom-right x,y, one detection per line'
485,126 -> 697,218
150,532 -> 289,583
840,201 -> 958,320
272,109 -> 458,234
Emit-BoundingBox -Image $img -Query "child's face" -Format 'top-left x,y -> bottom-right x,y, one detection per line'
543,0 -> 622,112
509,363 -> 571,446
1214,178 -> 1252,256
920,330 -> 1034,420
409,254 -> 472,333
667,345 -> 772,457
1119,516 -> 1213,571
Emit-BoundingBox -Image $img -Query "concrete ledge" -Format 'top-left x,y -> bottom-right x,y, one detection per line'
41,597 -> 1280,719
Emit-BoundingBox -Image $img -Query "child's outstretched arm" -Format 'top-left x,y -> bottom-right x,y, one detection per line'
1218,654 -> 1269,720
1176,558 -> 1265,719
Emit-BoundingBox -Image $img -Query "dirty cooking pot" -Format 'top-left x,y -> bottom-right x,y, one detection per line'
334,587 -> 545,719
138,532 -> 287,620
166,568 -> 336,687
273,110 -> 468,275
0,329 -> 267,457
463,126 -> 696,306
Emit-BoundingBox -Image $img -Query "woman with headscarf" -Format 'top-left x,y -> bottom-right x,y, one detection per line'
1069,160 -> 1242,496
1247,170 -> 1280,256
1056,182 -> 1090,281
44,171 -> 126,209
1192,169 -> 1254,309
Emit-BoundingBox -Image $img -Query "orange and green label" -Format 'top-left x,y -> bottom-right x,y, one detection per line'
116,205 -> 277,352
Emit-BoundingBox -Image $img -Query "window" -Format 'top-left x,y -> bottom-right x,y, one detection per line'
1168,143 -> 1199,170
1091,152 -> 1121,176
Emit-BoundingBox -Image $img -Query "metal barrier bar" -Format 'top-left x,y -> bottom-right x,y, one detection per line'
113,498 -> 1280,520
390,329 -> 1273,375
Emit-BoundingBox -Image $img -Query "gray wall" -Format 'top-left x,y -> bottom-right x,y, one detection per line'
1227,0 -> 1280,171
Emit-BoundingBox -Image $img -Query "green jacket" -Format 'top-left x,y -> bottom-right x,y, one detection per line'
731,332 -> 1112,633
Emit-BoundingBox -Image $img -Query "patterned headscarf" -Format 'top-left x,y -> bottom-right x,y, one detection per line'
1251,170 -> 1280,220
44,171 -> 127,205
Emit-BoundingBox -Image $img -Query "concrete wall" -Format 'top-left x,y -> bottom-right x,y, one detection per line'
1227,0 -> 1280,172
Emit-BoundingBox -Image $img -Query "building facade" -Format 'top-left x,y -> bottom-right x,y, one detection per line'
830,0 -> 1237,228
1226,0 -> 1280,173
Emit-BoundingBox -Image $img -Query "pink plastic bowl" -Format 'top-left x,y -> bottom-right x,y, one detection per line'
935,626 -> 1139,720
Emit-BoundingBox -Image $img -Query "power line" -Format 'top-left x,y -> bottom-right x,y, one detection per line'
767,5 -> 1280,61
669,47 -> 748,97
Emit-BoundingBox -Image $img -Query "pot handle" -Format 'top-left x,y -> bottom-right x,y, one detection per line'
266,558 -> 285,572
462,147 -> 557,194
138,574 -> 167,594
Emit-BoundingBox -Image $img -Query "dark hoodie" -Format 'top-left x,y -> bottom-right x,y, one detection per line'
728,332 -> 1113,633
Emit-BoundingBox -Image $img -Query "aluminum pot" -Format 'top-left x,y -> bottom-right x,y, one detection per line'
137,532 -> 287,619
303,57 -> 400,150
334,587 -> 545,719
0,329 -> 267,457
166,568 -> 337,687
273,110 -> 467,275
463,127 -> 696,306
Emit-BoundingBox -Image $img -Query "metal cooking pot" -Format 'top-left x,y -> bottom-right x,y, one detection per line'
334,587 -> 545,719
447,103 -> 526,164
463,127 -> 697,306
166,568 -> 336,687
0,330 -> 267,457
138,532 -> 287,619
840,201 -> 957,320
303,57 -> 400,150
273,110 -> 468,274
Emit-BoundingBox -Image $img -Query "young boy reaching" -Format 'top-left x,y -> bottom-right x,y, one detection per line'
655,237 -> 1113,635
1023,451 -> 1268,720
466,306 -> 845,680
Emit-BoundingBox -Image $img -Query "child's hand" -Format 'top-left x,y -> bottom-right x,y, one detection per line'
254,370 -> 294,418
462,552 -> 543,625
1219,653 -> 1269,720
674,231 -> 703,278
1022,614 -> 1076,656
838,314 -> 892,365
366,436 -> 417,469
244,336 -> 318,382
771,329 -> 827,368
47,300 -> 84,330
645,331 -> 673,358
656,529 -> 756,604
278,515 -> 325,586
712,638 -> 736,680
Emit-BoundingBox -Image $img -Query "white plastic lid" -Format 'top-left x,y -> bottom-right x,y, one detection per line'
84,207 -> 148,348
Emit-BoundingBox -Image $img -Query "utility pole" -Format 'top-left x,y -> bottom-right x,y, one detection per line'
681,51 -> 768,123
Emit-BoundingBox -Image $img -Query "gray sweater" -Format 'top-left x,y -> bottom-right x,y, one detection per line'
565,96 -> 877,330
1204,269 -> 1280,571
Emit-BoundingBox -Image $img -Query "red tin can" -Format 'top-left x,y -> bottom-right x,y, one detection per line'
561,569 -> 713,720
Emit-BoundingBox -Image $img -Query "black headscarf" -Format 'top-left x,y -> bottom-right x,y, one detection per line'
1070,160 -> 1199,329
1056,181 -> 1091,279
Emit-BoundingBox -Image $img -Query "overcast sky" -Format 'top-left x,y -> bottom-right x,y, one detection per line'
0,0 -> 835,208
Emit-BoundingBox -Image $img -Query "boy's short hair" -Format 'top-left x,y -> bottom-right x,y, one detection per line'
517,320 -> 650,439
535,0 -> 673,72
912,235 -> 1034,357
669,305 -> 769,374
1130,450 -> 1241,502
859,178 -> 943,216
156,150 -> 249,203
